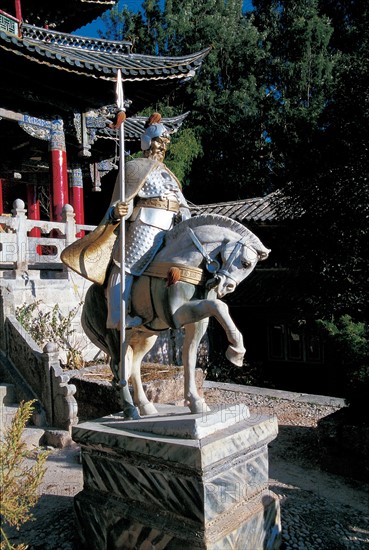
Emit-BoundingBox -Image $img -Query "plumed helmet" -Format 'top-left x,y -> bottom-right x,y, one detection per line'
141,113 -> 169,150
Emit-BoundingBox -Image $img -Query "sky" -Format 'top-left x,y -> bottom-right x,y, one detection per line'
74,0 -> 254,38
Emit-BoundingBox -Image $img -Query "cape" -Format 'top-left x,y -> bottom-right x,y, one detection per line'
60,158 -> 176,284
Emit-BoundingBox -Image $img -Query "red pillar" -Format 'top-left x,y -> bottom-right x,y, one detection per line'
0,178 -> 4,214
49,119 -> 69,221
26,184 -> 41,236
15,0 -> 22,21
69,166 -> 85,237
27,184 -> 42,254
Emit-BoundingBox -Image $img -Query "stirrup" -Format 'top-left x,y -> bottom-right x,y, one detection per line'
125,315 -> 142,328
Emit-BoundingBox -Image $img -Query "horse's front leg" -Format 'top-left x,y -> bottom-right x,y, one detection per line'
183,320 -> 210,414
173,299 -> 245,367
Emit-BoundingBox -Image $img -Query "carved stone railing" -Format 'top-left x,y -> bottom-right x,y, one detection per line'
0,199 -> 96,275
3,315 -> 78,432
21,23 -> 132,54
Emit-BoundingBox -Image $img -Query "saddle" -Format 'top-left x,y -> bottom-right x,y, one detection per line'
131,262 -> 206,327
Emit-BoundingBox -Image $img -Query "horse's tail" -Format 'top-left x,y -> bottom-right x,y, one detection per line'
82,284 -> 121,386
82,284 -> 110,355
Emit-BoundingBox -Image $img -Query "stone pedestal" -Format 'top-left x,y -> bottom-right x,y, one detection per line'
73,404 -> 281,549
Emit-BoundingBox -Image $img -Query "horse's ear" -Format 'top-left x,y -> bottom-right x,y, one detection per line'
258,248 -> 271,261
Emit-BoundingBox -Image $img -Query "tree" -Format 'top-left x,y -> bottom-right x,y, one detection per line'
284,1 -> 369,319
252,0 -> 334,187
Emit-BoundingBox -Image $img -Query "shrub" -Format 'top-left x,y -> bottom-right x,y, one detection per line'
16,301 -> 84,369
204,352 -> 275,388
318,315 -> 369,421
0,400 -> 50,549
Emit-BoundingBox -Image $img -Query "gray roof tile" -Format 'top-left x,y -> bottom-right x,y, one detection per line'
0,25 -> 210,82
190,191 -> 299,223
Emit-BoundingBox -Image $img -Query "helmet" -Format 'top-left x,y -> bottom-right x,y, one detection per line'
141,122 -> 169,150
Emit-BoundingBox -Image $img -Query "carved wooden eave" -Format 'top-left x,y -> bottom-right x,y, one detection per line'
0,23 -> 211,117
74,110 -> 190,159
1,0 -> 117,32
94,111 -> 191,142
0,105 -> 190,185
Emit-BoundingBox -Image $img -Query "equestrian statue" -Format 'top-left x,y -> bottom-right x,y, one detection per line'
61,113 -> 271,419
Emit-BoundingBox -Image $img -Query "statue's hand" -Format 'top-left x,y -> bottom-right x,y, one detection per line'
113,201 -> 129,220
174,207 -> 191,225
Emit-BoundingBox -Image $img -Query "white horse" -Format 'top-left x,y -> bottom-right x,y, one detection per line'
82,214 -> 270,418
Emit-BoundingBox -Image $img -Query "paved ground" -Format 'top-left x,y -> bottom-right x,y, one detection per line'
4,383 -> 369,549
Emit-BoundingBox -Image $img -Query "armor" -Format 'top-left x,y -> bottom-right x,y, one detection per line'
106,161 -> 190,329
119,163 -> 189,275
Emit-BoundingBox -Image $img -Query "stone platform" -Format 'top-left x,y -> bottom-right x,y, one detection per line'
72,404 -> 281,549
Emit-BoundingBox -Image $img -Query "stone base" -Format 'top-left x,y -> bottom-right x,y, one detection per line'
70,366 -> 205,420
73,404 -> 281,549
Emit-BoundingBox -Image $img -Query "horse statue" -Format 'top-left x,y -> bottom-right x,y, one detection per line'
82,214 -> 270,419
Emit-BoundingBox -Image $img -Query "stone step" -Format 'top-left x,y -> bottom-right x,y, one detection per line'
0,382 -> 46,449
21,427 -> 46,449
0,405 -> 45,449
0,404 -> 19,432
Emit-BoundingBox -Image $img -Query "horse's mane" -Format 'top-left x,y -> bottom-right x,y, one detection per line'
166,214 -> 268,253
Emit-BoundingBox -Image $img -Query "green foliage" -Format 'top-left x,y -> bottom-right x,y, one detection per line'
0,400 -> 49,549
15,302 -> 84,369
165,128 -> 202,185
284,1 -> 369,318
318,316 -> 369,418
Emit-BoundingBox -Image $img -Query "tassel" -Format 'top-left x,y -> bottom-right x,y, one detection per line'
167,267 -> 181,286
109,110 -> 126,130
145,112 -> 162,128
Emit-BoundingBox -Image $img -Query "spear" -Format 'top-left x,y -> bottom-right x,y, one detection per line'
115,69 -> 138,419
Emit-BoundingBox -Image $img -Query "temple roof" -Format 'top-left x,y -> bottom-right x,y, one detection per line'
1,0 -> 116,32
190,191 -> 298,223
0,24 -> 210,116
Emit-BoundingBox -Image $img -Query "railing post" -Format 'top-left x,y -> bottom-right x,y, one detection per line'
43,342 -> 78,432
62,203 -> 76,246
11,198 -> 28,275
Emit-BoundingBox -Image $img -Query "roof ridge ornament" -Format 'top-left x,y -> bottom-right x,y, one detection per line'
21,23 -> 132,54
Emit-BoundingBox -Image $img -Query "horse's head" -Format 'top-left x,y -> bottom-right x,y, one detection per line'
211,238 -> 270,298
163,214 -> 271,298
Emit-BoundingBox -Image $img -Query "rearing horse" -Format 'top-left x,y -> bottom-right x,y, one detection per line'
82,214 -> 270,418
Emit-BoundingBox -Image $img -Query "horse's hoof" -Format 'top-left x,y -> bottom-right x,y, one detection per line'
225,345 -> 245,367
189,399 -> 210,414
122,405 -> 140,420
139,402 -> 158,416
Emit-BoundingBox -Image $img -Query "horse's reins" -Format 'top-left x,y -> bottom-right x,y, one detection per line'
188,228 -> 220,274
188,227 -> 245,284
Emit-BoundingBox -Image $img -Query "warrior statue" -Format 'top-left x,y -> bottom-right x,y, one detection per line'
106,113 -> 190,328
61,113 -> 190,329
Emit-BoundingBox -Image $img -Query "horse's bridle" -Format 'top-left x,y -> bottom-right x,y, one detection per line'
188,227 -> 245,283
217,241 -> 243,284
188,228 -> 220,274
